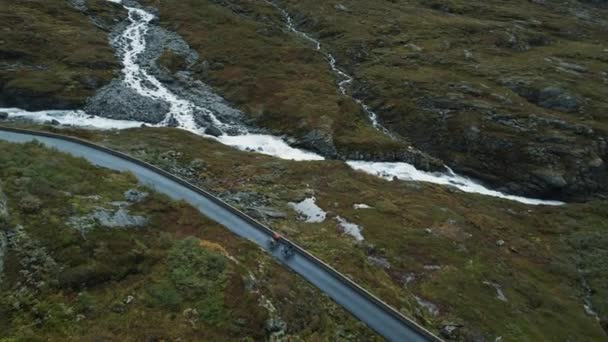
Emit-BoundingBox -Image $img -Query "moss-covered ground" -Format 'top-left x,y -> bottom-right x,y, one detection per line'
138,0 -> 608,200
140,0 -> 404,157
0,0 -> 122,109
0,138 -> 378,341
270,0 -> 608,199
6,123 -> 605,340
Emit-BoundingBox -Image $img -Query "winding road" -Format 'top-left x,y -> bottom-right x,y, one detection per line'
0,126 -> 441,342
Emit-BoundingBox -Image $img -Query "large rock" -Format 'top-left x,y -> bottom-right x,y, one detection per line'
296,129 -> 338,157
532,169 -> 568,189
502,79 -> 580,113
251,206 -> 287,220
0,112 -> 8,120
205,125 -> 223,137
537,87 -> 580,112
84,80 -> 170,124
90,208 -> 148,228
124,189 -> 149,203
265,318 -> 287,335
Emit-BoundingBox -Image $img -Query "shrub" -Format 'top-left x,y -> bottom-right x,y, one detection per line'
168,237 -> 227,298
146,280 -> 183,311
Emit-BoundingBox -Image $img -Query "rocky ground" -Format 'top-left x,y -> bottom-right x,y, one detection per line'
0,139 -> 378,341
11,123 -> 606,341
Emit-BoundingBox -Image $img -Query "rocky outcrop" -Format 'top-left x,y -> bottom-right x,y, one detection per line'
90,208 -> 148,228
124,189 -> 149,203
85,81 -> 171,123
502,78 -> 581,113
295,129 -> 338,157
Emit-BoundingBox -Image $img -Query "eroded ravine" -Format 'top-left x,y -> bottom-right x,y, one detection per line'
265,0 -> 392,136
0,0 -> 562,206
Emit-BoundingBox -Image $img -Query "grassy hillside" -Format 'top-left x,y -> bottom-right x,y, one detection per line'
0,0 -> 122,110
137,0 -> 608,200
274,0 -> 608,200
9,123 -> 606,341
0,139 -> 378,341
139,0 -> 406,158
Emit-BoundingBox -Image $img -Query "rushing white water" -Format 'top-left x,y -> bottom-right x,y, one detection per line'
348,161 -> 564,206
114,3 -> 322,161
114,6 -> 222,131
0,0 -> 564,206
217,134 -> 324,161
2,107 -> 145,129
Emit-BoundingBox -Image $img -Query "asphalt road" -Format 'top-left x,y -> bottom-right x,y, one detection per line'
0,128 -> 441,342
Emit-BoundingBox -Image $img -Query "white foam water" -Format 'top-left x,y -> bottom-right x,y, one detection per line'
2,108 -> 144,129
0,1 -> 564,206
347,161 -> 564,206
115,6 -> 222,131
116,5 -> 324,161
217,134 -> 324,161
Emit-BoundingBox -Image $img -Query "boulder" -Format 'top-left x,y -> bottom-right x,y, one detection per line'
537,87 -> 580,112
166,115 -> 179,128
90,208 -> 147,228
124,189 -> 149,203
265,318 -> 287,334
0,112 -> 8,120
205,125 -> 223,137
532,169 -> 568,189
297,129 -> 338,157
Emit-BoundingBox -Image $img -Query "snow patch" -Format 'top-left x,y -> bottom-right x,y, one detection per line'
414,295 -> 439,316
336,216 -> 364,241
289,197 -> 326,223
483,281 -> 508,302
354,203 -> 373,209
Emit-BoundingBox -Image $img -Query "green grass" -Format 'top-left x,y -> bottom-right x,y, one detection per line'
140,0 -> 407,156
57,125 -> 606,340
0,0 -> 122,109
0,139 -> 378,340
